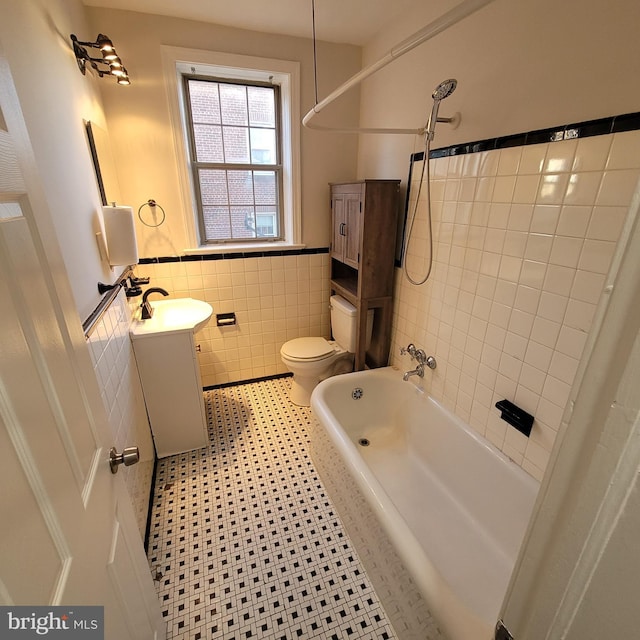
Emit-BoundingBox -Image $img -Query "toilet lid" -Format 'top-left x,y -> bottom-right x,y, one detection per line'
281,337 -> 334,360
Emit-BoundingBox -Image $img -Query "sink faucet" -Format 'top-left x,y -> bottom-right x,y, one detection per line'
400,343 -> 437,381
141,287 -> 169,319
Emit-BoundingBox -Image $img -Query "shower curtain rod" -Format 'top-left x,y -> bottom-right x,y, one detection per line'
302,0 -> 496,135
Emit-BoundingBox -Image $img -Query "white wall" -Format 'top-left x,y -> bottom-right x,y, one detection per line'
85,7 -> 362,255
0,0 -> 154,536
0,0 -> 120,322
357,0 -> 640,181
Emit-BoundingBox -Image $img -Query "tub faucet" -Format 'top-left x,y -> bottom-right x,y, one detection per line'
400,343 -> 436,381
402,366 -> 424,381
141,287 -> 169,319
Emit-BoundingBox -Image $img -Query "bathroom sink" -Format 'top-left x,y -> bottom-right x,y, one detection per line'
131,298 -> 213,336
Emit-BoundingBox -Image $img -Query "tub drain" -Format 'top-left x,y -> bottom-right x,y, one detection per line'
352,388 -> 364,400
358,438 -> 370,447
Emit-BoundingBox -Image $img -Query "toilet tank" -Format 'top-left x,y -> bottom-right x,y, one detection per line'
330,295 -> 357,351
330,294 -> 374,353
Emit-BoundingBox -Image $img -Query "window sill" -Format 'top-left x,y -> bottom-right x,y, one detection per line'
183,242 -> 306,256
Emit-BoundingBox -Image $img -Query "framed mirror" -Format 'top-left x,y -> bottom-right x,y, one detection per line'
85,120 -> 121,206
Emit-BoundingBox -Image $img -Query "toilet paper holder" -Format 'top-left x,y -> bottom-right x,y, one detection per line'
216,312 -> 236,326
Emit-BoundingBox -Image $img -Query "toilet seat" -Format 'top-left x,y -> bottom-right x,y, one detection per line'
280,335 -> 353,407
280,337 -> 339,362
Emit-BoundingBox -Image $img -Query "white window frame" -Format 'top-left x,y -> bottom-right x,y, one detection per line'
161,46 -> 302,252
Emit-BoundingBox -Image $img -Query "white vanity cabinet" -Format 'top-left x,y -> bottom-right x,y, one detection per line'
131,328 -> 208,458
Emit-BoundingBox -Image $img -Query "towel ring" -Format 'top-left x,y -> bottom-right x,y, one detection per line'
138,199 -> 166,228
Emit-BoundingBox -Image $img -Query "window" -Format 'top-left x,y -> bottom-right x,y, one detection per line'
183,77 -> 283,243
162,48 -> 301,251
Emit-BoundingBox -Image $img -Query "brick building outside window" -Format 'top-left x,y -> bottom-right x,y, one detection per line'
184,76 -> 282,244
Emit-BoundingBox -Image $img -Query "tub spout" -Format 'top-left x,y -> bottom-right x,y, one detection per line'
401,344 -> 436,381
403,366 -> 424,381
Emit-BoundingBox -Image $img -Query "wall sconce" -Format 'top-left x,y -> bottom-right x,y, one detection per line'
70,34 -> 130,85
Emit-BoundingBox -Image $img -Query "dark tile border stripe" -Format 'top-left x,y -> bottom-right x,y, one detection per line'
203,372 -> 292,391
144,457 -> 158,553
412,110 -> 640,162
139,112 -> 640,270
139,246 -> 329,265
396,110 -> 640,269
83,267 -> 132,337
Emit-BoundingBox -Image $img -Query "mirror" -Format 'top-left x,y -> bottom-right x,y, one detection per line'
85,120 -> 121,206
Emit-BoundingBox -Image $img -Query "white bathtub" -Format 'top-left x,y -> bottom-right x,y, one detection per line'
310,366 -> 539,640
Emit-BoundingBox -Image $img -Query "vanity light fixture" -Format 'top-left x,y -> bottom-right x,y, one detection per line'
70,33 -> 131,85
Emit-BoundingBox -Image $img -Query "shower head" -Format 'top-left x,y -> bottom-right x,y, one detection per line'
432,78 -> 457,101
425,78 -> 458,141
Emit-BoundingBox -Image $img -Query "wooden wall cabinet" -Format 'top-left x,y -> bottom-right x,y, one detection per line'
329,180 -> 400,371
331,190 -> 362,269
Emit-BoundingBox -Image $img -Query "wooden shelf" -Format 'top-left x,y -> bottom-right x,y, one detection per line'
330,278 -> 357,305
329,180 -> 400,370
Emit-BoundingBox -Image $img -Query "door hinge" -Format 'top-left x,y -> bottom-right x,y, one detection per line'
495,620 -> 514,640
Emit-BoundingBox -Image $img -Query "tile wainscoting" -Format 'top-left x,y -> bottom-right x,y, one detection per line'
86,288 -> 155,539
391,127 -> 640,481
136,251 -> 331,388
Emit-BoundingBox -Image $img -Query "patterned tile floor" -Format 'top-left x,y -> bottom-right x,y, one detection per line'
147,377 -> 398,640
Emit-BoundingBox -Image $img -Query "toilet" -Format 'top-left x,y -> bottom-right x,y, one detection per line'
280,295 -> 372,406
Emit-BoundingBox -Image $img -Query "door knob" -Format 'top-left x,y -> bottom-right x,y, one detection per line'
109,446 -> 140,474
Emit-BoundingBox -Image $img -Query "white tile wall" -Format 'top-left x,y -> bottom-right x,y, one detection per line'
86,289 -> 155,538
392,130 -> 640,481
135,253 -> 331,387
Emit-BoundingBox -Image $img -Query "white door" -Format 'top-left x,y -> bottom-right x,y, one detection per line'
0,49 -> 165,639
